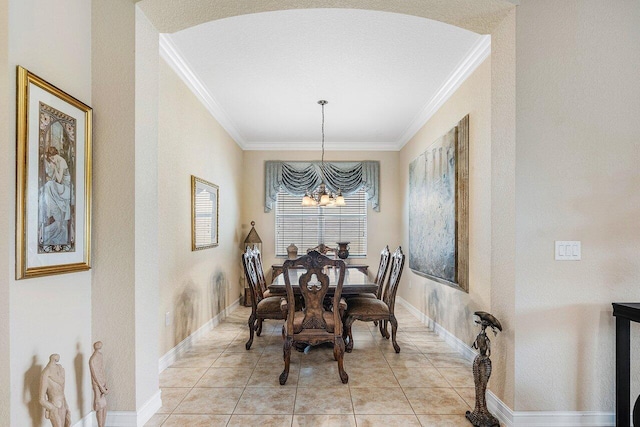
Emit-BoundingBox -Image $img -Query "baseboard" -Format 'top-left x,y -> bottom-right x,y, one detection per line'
104,389 -> 162,427
511,411 -> 614,426
159,297 -> 241,372
72,412 -> 96,427
396,297 -> 615,427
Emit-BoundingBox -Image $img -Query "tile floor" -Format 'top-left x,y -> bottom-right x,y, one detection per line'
146,304 -> 477,426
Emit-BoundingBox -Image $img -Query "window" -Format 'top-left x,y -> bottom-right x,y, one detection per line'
275,188 -> 367,257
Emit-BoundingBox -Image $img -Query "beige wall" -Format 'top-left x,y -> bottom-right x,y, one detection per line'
515,0 -> 640,411
8,0 -> 93,425
398,57 -> 493,371
0,0 -> 9,424
242,151 -> 401,281
158,59 -> 244,356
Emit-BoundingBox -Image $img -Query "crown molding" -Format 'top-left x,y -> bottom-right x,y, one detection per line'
395,34 -> 491,150
242,141 -> 399,151
160,33 -> 489,152
159,34 -> 247,149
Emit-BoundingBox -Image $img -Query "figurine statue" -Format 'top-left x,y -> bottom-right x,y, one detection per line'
89,341 -> 109,427
466,311 -> 502,427
39,354 -> 71,427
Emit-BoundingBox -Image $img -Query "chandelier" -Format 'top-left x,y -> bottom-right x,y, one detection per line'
301,100 -> 346,207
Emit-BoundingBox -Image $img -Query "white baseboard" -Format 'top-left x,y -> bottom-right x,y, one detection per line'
159,297 -> 241,372
396,297 -> 615,427
72,412 -> 96,427
104,389 -> 162,427
511,411 -> 614,426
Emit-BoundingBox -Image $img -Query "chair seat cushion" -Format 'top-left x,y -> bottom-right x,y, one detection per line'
348,292 -> 377,299
263,289 -> 272,298
256,296 -> 286,316
345,297 -> 389,317
289,311 -> 336,334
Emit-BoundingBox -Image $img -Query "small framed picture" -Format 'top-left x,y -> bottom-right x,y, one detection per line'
191,175 -> 219,250
16,66 -> 92,279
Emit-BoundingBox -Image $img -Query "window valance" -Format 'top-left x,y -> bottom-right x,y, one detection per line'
264,161 -> 380,212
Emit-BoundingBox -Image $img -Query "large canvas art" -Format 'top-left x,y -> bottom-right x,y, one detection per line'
409,115 -> 468,292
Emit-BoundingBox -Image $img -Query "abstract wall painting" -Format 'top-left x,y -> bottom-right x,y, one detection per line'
409,115 -> 469,292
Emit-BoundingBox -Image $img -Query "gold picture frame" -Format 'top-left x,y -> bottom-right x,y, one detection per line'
191,175 -> 219,250
16,66 -> 92,279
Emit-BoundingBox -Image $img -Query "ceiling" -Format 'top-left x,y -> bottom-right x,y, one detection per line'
160,8 -> 489,151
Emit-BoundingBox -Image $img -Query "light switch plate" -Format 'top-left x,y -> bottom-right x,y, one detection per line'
555,241 -> 581,261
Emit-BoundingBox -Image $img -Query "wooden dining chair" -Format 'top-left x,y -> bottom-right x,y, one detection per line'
280,250 -> 349,385
242,247 -> 287,350
343,246 -> 406,353
251,245 -> 271,299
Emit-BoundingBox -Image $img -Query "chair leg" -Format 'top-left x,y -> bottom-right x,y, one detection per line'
334,336 -> 349,384
279,336 -> 292,385
390,315 -> 400,353
379,319 -> 389,339
383,320 -> 390,339
256,319 -> 263,336
245,313 -> 256,350
344,317 -> 355,353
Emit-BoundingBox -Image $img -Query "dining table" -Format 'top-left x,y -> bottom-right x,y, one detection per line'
268,268 -> 378,297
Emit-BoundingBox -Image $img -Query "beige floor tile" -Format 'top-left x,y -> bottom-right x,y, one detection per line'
384,352 -> 433,368
161,414 -> 230,426
143,413 -> 167,426
403,387 -> 470,415
298,364 -> 350,387
347,366 -> 400,388
355,414 -> 422,427
292,414 -> 357,427
157,388 -> 190,413
438,367 -> 475,387
159,367 -> 207,388
404,332 -> 442,342
212,352 -> 262,368
174,387 -> 243,414
295,386 -> 353,414
426,353 -> 472,369
392,366 -> 450,388
153,304 -> 483,425
417,414 -> 471,426
234,387 -> 296,414
196,367 -> 253,387
454,387 -> 476,408
350,387 -> 414,414
228,414 -> 293,426
414,341 -> 461,353
170,351 -> 221,368
248,363 -> 299,387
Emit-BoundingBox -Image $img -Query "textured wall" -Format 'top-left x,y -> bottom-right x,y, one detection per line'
139,0 -> 514,35
91,0 -> 138,411
398,57 -> 495,386
515,0 -> 640,411
241,150 -> 401,282
8,0 -> 93,426
158,59 -> 244,357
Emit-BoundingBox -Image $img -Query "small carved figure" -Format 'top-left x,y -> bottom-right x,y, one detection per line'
39,354 -> 71,427
89,341 -> 109,427
466,311 -> 502,427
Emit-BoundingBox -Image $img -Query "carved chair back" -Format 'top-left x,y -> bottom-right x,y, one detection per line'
381,246 -> 406,315
282,250 -> 346,339
374,245 -> 391,299
251,245 -> 268,295
242,247 -> 263,310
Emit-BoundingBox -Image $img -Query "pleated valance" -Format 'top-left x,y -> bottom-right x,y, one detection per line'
264,161 -> 380,212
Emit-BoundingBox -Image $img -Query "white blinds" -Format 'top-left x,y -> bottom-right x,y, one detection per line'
275,188 -> 367,257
